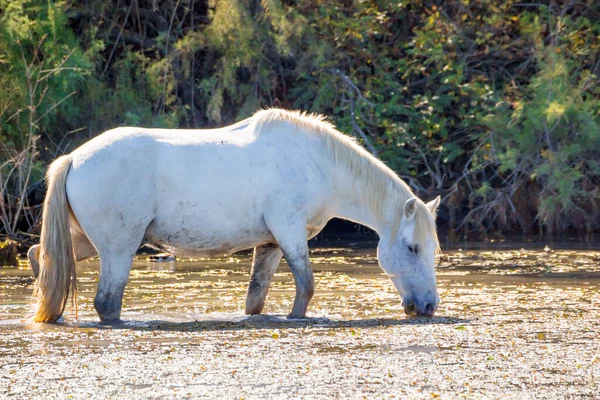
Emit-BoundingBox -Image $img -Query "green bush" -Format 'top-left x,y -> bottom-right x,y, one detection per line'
1,0 -> 599,240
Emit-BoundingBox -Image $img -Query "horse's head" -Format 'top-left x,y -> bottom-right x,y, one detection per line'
377,196 -> 441,317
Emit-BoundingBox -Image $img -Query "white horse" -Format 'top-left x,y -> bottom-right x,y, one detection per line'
29,109 -> 441,323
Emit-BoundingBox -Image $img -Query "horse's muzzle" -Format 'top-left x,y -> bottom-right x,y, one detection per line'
403,297 -> 437,317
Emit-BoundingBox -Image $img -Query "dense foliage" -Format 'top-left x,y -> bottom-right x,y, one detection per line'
1,0 -> 599,241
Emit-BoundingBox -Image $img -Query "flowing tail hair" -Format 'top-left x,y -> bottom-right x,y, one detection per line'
32,155 -> 77,323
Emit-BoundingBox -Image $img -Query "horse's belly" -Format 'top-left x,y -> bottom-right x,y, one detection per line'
143,217 -> 273,257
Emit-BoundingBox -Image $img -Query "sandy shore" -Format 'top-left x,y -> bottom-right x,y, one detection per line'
1,248 -> 599,398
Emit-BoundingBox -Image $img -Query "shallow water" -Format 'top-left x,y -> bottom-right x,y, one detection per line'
1,246 -> 599,398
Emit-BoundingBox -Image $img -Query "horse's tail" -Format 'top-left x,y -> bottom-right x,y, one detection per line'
32,155 -> 77,323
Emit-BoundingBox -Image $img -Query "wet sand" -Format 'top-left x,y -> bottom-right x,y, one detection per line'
1,247 -> 599,398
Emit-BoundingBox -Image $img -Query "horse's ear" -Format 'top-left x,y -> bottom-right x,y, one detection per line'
403,198 -> 417,220
426,196 -> 441,218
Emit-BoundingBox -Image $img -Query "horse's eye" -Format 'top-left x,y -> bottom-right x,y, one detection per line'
407,245 -> 419,254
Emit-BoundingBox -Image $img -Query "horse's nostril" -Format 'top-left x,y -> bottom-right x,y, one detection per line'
425,302 -> 434,315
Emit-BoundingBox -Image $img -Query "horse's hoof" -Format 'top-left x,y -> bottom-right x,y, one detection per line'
244,299 -> 265,316
99,318 -> 123,326
286,313 -> 307,320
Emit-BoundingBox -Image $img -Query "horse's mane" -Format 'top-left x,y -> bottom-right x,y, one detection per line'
252,109 -> 439,253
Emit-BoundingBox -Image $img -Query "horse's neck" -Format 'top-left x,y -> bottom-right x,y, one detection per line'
333,199 -> 381,233
330,174 -> 394,236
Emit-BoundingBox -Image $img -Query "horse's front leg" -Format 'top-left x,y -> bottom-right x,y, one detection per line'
265,213 -> 314,318
284,243 -> 314,319
245,244 -> 283,315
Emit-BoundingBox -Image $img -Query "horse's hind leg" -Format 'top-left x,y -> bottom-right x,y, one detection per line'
89,228 -> 147,322
72,230 -> 97,262
27,245 -> 41,278
94,250 -> 138,323
27,231 -> 97,279
245,244 -> 283,315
